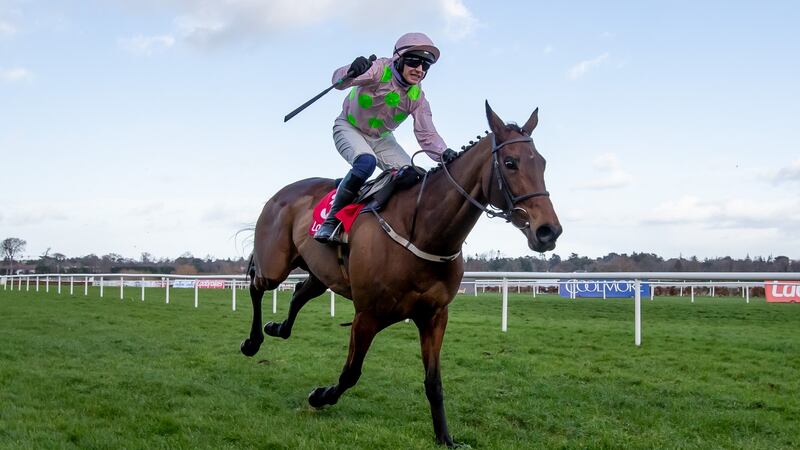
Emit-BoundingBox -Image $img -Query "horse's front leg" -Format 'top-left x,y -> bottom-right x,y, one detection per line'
264,275 -> 327,339
415,306 -> 458,447
308,311 -> 380,407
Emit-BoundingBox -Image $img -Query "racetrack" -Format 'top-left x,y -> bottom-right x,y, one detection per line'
1,288 -> 798,449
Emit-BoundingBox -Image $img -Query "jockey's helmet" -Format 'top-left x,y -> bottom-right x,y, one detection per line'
393,32 -> 440,63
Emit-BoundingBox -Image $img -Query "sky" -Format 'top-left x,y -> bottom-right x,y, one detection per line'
1,0 -> 799,262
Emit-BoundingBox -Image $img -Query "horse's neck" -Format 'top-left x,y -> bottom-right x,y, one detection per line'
399,141 -> 491,255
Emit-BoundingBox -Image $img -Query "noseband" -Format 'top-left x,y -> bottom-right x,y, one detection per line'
425,133 -> 550,229
489,134 -> 550,227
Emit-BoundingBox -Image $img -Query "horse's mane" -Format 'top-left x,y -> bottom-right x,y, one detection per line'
422,130 -> 488,176
423,123 -> 523,176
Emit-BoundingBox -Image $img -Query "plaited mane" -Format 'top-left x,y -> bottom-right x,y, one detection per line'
425,122 -> 524,176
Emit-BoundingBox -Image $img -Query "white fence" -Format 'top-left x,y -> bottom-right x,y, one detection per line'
2,272 -> 799,347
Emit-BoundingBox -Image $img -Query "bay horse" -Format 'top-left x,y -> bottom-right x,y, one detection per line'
241,102 -> 562,447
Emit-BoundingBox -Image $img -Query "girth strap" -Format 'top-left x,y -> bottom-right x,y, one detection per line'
336,244 -> 349,283
371,210 -> 460,263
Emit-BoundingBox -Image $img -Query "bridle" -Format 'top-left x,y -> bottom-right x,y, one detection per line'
371,132 -> 549,263
415,133 -> 550,230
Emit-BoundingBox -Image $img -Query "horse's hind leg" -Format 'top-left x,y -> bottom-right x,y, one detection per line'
240,283 -> 266,357
240,258 -> 282,357
307,311 -> 382,408
264,274 -> 327,339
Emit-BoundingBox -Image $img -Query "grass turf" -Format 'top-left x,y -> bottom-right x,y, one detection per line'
1,286 -> 798,449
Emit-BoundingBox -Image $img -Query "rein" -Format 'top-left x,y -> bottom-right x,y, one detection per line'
371,133 -> 549,263
418,133 -> 550,228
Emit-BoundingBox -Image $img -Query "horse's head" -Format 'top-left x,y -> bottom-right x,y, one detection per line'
483,101 -> 562,252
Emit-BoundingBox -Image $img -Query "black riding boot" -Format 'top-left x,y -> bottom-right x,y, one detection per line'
314,170 -> 366,244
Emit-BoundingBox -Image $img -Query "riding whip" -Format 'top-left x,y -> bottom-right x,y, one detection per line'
284,55 -> 376,122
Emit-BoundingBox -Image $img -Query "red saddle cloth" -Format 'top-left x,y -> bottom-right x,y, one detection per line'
308,189 -> 366,237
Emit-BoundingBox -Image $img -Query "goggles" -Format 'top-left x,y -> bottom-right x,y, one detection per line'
403,56 -> 432,71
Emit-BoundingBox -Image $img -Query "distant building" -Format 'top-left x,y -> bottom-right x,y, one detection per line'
13,263 -> 37,275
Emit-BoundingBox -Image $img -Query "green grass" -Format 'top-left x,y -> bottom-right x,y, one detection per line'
1,286 -> 798,449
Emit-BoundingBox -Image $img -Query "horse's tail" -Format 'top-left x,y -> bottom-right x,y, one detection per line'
246,252 -> 256,283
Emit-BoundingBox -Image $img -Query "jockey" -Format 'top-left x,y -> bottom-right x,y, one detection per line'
314,32 -> 458,244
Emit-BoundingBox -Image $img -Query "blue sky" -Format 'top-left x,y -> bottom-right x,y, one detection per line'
1,0 -> 799,261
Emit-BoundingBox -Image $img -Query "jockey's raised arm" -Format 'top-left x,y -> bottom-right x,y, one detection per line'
315,32 -> 455,244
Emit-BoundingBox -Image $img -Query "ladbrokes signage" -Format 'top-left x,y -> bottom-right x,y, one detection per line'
765,281 -> 800,303
559,279 -> 651,298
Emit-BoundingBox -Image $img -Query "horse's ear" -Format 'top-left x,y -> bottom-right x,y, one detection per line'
522,107 -> 539,135
485,100 -> 508,139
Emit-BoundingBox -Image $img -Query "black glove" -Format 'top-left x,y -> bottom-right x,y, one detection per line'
346,56 -> 372,78
441,148 -> 458,164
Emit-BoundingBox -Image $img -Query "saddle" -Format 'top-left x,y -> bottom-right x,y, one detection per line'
356,165 -> 425,204
308,165 -> 426,242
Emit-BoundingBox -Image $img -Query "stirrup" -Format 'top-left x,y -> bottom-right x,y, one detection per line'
315,222 -> 347,245
314,221 -> 341,244
327,222 -> 347,244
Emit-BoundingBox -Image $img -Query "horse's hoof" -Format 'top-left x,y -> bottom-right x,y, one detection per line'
438,436 -> 470,448
240,338 -> 262,357
308,387 -> 327,408
264,321 -> 290,339
308,386 -> 337,408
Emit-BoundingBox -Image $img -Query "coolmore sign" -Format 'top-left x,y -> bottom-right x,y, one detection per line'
765,281 -> 800,303
559,279 -> 651,298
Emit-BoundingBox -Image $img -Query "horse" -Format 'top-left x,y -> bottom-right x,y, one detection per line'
241,101 -> 562,447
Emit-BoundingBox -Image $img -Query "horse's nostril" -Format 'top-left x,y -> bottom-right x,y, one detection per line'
536,224 -> 561,243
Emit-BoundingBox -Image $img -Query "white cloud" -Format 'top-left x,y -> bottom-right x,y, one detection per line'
172,1 -> 336,46
770,159 -> 800,183
440,0 -> 479,40
543,44 -> 554,54
644,195 -> 800,230
567,52 -> 609,80
123,0 -> 477,48
119,34 -> 176,55
0,19 -> 16,36
575,153 -> 633,189
0,66 -> 32,82
0,207 -> 69,226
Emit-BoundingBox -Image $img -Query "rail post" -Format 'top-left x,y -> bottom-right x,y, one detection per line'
635,279 -> 642,346
231,278 -> 237,311
501,277 -> 508,332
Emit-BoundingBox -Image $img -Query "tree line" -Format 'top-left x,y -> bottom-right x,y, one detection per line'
2,238 -> 248,275
464,252 -> 798,273
3,235 -> 797,275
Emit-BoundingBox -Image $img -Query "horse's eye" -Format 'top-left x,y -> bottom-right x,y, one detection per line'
504,157 -> 518,170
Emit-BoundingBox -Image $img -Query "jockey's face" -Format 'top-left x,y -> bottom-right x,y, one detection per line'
402,62 -> 426,85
